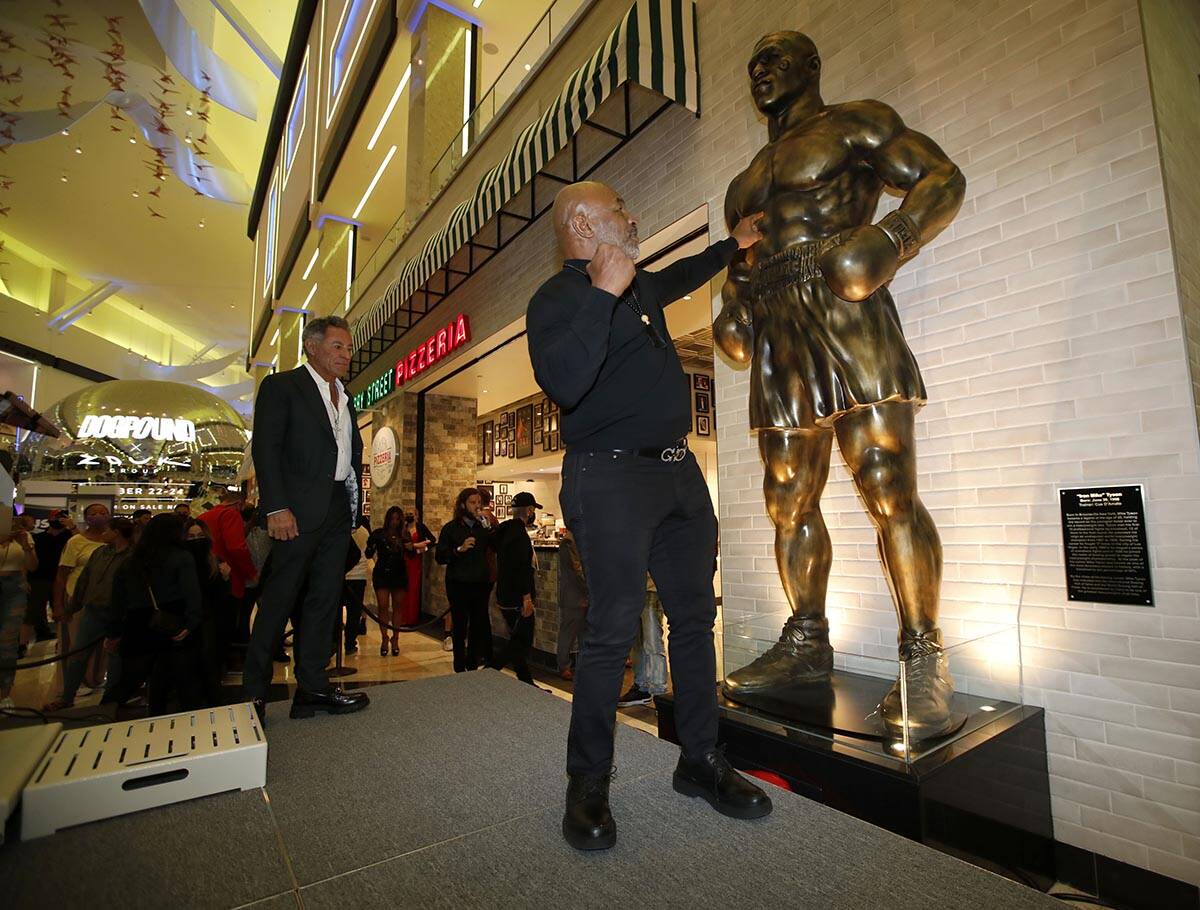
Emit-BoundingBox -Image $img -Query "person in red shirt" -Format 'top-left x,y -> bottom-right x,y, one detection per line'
198,489 -> 258,601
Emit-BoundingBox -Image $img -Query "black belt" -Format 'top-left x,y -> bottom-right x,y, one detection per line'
602,439 -> 690,463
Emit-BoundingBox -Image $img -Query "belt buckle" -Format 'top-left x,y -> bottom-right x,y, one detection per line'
660,438 -> 688,463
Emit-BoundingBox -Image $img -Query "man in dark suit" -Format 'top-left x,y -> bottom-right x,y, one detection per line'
245,315 -> 369,725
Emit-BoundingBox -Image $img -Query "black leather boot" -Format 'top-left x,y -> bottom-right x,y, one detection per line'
562,771 -> 616,851
289,687 -> 369,719
673,747 -> 773,819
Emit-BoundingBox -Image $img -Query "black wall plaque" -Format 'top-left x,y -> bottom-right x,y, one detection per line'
1060,485 -> 1153,606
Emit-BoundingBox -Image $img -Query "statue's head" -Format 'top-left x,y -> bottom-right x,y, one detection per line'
748,31 -> 820,116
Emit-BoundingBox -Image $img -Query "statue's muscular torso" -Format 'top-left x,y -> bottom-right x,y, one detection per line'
726,101 -> 897,255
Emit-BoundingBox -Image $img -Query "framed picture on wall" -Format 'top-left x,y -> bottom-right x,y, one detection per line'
696,415 -> 711,436
499,412 -> 508,428
695,392 -> 710,414
534,427 -> 543,444
494,435 -> 502,457
693,373 -> 711,391
515,404 -> 534,458
549,431 -> 559,451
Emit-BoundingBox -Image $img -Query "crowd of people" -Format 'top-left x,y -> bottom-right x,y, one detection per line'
0,482 -> 667,716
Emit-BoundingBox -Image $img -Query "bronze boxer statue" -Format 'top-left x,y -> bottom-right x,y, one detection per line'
716,31 -> 966,740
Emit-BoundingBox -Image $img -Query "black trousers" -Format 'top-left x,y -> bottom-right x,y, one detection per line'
446,579 -> 492,673
342,580 -> 365,649
25,577 -> 54,636
491,606 -> 534,683
560,449 -> 718,776
244,483 -> 352,698
106,637 -> 206,716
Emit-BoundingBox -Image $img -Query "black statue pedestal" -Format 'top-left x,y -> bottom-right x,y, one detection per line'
656,669 -> 1054,890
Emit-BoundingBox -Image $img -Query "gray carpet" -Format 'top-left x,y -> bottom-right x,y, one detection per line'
260,670 -> 676,885
1,789 -> 293,909
2,671 -> 1063,909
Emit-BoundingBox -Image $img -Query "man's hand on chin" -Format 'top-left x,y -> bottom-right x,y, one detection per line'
268,509 -> 299,541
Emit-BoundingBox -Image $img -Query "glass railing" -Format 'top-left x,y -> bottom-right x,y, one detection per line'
348,0 -> 594,317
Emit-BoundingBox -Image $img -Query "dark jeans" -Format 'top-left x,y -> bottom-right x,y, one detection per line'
25,576 -> 54,637
244,483 -> 352,698
491,606 -> 534,684
446,579 -> 492,673
560,449 -> 718,776
106,637 -> 206,716
342,580 -> 365,649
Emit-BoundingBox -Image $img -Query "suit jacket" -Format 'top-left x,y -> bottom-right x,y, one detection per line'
252,366 -> 363,533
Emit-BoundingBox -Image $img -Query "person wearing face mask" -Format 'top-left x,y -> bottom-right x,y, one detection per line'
527,181 -> 771,850
489,492 -> 544,687
44,517 -> 136,710
53,503 -> 111,681
185,519 -> 231,705
434,488 -> 494,673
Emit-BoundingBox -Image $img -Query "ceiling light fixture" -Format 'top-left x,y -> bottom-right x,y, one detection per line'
461,29 -> 473,156
302,246 -> 321,280
184,132 -> 193,144
524,63 -> 531,71
74,146 -> 82,154
60,129 -> 69,136
185,105 -> 193,116
131,191 -> 139,198
684,295 -> 692,300
129,137 -> 136,144
301,282 -> 320,311
60,173 -> 68,182
473,0 -> 482,7
198,219 -> 206,228
352,144 -> 397,219
159,174 -> 166,181
367,64 -> 412,151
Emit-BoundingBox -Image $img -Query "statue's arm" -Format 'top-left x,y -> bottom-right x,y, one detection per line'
819,101 -> 965,302
713,182 -> 755,364
861,100 -> 965,249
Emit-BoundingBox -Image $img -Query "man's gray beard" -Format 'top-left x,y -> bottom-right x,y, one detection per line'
597,223 -> 639,261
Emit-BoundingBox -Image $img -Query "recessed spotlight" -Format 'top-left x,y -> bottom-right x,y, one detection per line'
184,133 -> 193,144
60,129 -> 69,136
684,295 -> 692,300
185,106 -> 193,116
524,63 -> 531,71
889,742 -> 907,753
60,173 -> 68,182
186,304 -> 192,309
198,219 -> 205,228
132,191 -> 139,197
74,146 -> 82,155
129,137 -> 136,144
980,705 -> 996,712
159,175 -> 166,180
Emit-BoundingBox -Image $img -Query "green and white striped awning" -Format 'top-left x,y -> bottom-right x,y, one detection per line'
352,0 -> 699,354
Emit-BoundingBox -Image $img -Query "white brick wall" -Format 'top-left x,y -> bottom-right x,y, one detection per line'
352,0 -> 1200,886
691,0 -> 1200,886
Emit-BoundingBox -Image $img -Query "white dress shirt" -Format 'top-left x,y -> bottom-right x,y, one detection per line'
305,360 -> 353,482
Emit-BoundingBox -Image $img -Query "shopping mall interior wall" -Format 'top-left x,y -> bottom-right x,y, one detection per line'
1138,0 -> 1200,441
560,0 -> 1197,886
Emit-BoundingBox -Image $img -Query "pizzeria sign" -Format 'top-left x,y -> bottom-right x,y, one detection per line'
353,314 -> 471,410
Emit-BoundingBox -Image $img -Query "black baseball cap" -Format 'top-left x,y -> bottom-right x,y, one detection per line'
512,492 -> 542,508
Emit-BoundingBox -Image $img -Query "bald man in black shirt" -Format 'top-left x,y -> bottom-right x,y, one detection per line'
527,181 -> 773,851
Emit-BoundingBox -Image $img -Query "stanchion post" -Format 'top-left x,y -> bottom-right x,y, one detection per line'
328,597 -> 357,679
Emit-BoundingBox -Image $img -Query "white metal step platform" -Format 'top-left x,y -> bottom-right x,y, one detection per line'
20,702 -> 266,840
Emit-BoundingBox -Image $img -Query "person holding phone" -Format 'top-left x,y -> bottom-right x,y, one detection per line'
434,488 -> 493,673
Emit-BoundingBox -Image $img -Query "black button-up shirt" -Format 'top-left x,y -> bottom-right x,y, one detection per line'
526,238 -> 737,451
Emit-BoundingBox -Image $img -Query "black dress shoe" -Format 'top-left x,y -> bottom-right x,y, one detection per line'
251,697 -> 267,730
289,687 -> 370,719
562,771 -> 616,851
673,747 -> 773,820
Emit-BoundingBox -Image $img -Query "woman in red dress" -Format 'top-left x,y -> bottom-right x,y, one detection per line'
400,509 -> 436,626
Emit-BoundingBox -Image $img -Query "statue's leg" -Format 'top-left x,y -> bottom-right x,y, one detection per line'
832,401 -> 940,633
760,428 -> 834,618
722,429 -> 836,701
833,401 -> 954,739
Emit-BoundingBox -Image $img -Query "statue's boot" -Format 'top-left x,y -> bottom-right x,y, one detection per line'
723,615 -> 833,706
880,628 -> 956,740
